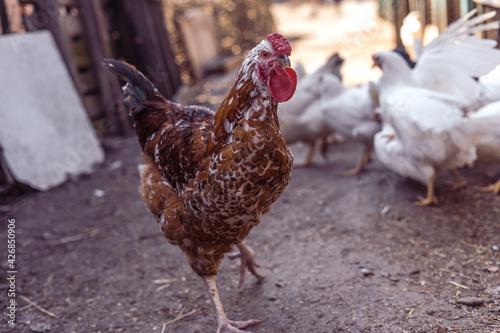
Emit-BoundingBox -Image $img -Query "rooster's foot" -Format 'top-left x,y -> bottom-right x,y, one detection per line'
229,241 -> 264,288
414,175 -> 438,206
414,194 -> 439,206
447,168 -> 467,191
203,276 -> 261,333
477,179 -> 500,195
295,142 -> 316,168
341,167 -> 362,177
328,133 -> 346,145
446,181 -> 467,191
341,143 -> 373,177
295,161 -> 314,168
217,319 -> 261,333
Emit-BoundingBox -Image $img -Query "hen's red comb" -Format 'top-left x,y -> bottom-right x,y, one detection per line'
266,33 -> 292,57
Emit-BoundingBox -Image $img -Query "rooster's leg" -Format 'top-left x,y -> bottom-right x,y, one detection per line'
341,143 -> 373,177
296,141 -> 316,167
329,133 -> 346,144
228,241 -> 264,288
447,168 -> 467,191
319,137 -> 329,161
202,275 -> 260,333
415,175 -> 439,206
477,178 -> 500,194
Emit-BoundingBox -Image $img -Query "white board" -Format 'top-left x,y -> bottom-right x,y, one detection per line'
0,30 -> 105,191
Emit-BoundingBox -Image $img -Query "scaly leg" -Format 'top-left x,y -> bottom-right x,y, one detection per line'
296,141 -> 316,167
415,175 -> 439,206
202,275 -> 260,333
341,143 -> 373,177
328,133 -> 346,145
228,241 -> 264,288
319,137 -> 329,161
447,168 -> 467,191
478,178 -> 500,195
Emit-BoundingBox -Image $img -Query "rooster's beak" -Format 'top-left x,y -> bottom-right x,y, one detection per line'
277,55 -> 291,68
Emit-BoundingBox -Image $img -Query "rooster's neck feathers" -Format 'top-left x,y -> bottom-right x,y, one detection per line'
207,41 -> 277,153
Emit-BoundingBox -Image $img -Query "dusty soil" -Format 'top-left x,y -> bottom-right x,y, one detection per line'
1,135 -> 500,333
1,1 -> 500,333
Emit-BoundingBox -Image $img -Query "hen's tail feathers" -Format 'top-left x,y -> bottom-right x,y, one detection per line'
467,102 -> 500,144
102,59 -> 166,117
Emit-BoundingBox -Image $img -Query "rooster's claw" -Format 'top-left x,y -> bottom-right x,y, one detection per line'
229,242 -> 264,288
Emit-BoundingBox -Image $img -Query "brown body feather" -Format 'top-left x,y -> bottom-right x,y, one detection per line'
103,59 -> 293,277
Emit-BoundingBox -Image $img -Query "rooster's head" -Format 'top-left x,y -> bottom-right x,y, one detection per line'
248,33 -> 297,103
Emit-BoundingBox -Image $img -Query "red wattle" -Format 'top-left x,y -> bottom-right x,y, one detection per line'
268,67 -> 297,103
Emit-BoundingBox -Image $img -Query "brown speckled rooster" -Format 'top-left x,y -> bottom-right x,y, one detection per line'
103,33 -> 296,333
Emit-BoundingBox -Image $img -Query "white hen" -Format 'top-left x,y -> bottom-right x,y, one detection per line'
467,101 -> 500,194
281,97 -> 335,166
374,10 -> 500,106
374,10 -> 500,205
476,65 -> 500,108
375,87 -> 482,205
374,120 -> 421,184
321,73 -> 380,175
279,53 -> 344,166
280,53 -> 344,117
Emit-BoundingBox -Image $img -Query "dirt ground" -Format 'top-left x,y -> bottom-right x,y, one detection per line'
1,1 -> 500,333
1,136 -> 500,333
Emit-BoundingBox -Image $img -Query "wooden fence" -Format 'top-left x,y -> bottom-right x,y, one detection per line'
0,0 -> 182,192
378,0 -> 488,47
0,0 -> 182,137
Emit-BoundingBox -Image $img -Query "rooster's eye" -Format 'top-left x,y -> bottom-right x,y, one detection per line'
261,51 -> 270,59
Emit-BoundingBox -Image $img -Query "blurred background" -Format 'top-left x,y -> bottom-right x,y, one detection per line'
1,2 -> 500,332
0,0 -> 499,194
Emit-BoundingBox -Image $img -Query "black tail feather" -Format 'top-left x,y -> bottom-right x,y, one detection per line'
103,59 -> 171,149
102,59 -> 163,116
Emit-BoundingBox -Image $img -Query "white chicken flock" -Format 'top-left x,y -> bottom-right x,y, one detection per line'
279,9 -> 500,205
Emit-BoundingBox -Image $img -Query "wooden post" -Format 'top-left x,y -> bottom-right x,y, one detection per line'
393,0 -> 408,47
78,0 -> 130,135
20,0 -> 84,94
0,150 -> 15,190
473,0 -> 500,48
0,0 -> 10,34
121,0 -> 182,99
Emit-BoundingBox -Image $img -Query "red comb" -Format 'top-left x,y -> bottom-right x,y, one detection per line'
266,33 -> 292,57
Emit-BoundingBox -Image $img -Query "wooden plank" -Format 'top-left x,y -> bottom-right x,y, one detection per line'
81,93 -> 103,118
139,0 -> 182,97
71,39 -> 92,68
177,7 -> 219,80
393,0 -> 409,47
155,1 -> 183,94
0,0 -> 10,34
0,151 -> 15,188
57,0 -> 78,7
3,0 -> 25,33
62,13 -> 84,38
103,0 -> 181,103
431,0 -> 449,32
474,0 -> 500,47
474,0 -> 500,7
20,0 -> 85,95
78,0 -> 130,135
79,70 -> 99,92
447,0 -> 461,24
